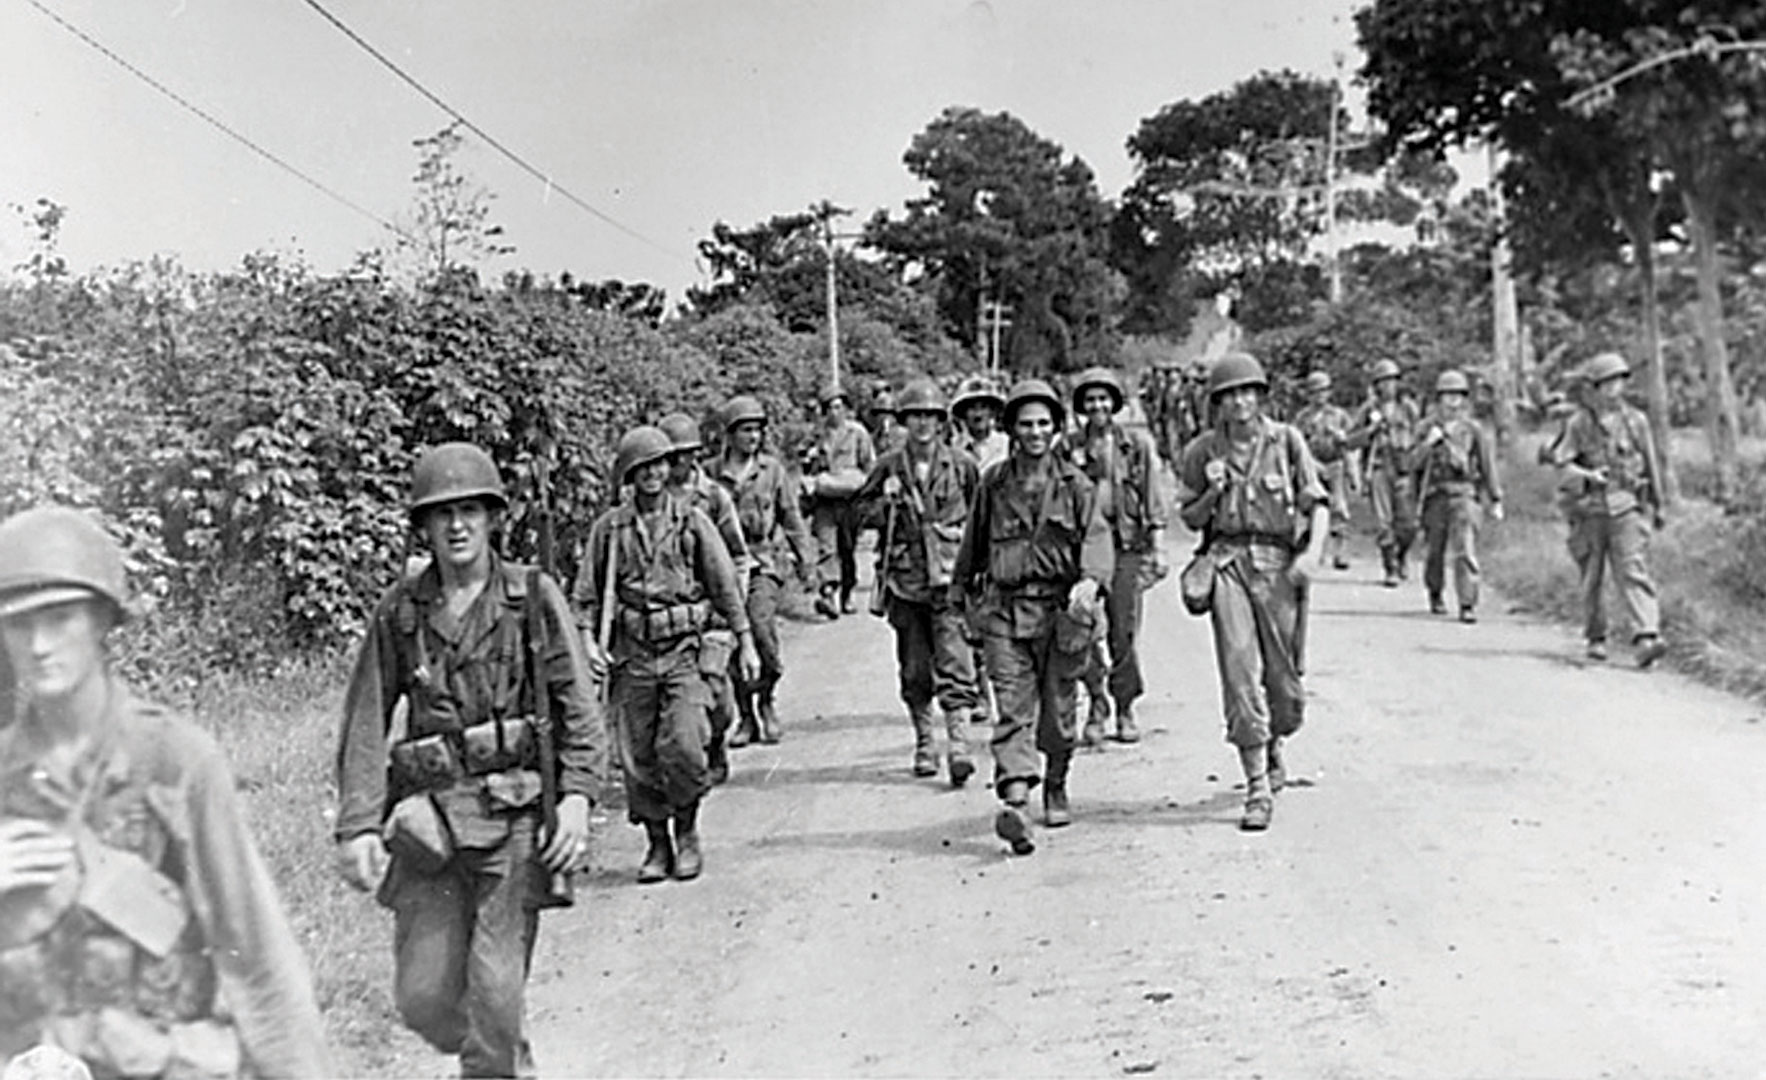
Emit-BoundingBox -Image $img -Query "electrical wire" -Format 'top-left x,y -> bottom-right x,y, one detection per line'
299,0 -> 684,262
24,0 -> 410,241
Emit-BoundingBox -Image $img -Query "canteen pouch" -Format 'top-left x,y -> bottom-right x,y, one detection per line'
925,522 -> 964,590
1179,549 -> 1219,616
74,831 -> 190,960
382,793 -> 455,874
697,629 -> 736,677
460,718 -> 536,777
480,769 -> 544,814
389,733 -> 463,790
1052,602 -> 1103,656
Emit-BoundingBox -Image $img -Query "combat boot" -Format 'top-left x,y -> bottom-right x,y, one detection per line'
945,711 -> 974,787
994,780 -> 1035,855
638,821 -> 674,884
1042,752 -> 1073,827
1114,705 -> 1142,744
1082,693 -> 1110,748
672,802 -> 703,881
1380,551 -> 1400,589
1267,737 -> 1286,794
839,587 -> 857,615
757,692 -> 782,744
707,737 -> 730,785
910,705 -> 938,777
1428,592 -> 1447,616
1635,634 -> 1667,669
1239,744 -> 1273,832
815,583 -> 841,620
728,694 -> 758,748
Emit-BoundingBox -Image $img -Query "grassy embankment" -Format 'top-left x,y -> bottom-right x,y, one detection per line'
1482,429 -> 1766,702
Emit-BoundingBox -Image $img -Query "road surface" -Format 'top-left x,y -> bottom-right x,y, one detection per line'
464,541 -> 1761,1078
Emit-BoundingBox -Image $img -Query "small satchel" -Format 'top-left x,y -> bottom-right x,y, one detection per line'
1178,548 -> 1219,616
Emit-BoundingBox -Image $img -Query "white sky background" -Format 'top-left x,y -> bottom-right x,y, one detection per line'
0,0 -> 1369,302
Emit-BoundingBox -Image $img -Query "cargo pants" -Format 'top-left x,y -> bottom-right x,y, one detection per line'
887,595 -> 979,717
985,618 -> 1085,797
612,640 -> 713,823
1208,545 -> 1306,749
738,573 -> 785,698
1368,466 -> 1418,572
1421,491 -> 1481,611
1576,509 -> 1661,645
1080,549 -> 1145,716
811,499 -> 860,598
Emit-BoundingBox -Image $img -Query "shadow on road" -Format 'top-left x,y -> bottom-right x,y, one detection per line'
1076,789 -> 1247,830
1413,642 -> 1586,670
746,816 -> 1002,860
722,757 -> 941,790
1312,606 -> 1447,621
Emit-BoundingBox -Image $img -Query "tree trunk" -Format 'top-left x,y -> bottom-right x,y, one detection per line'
1623,212 -> 1678,503
1681,184 -> 1741,502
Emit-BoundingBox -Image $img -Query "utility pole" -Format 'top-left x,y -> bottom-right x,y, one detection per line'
814,200 -> 853,392
1487,142 -> 1521,444
985,299 -> 1013,376
1324,51 -> 1345,305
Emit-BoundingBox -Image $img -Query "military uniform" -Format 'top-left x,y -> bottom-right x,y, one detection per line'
1413,405 -> 1502,618
670,465 -> 751,774
1348,393 -> 1421,583
1294,397 -> 1355,563
806,416 -> 877,611
338,554 -> 604,1077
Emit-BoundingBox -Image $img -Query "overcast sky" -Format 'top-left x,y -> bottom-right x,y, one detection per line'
0,0 -> 1364,302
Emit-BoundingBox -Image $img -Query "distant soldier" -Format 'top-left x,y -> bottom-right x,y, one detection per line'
659,412 -> 751,784
803,385 -> 877,618
1177,354 -> 1329,832
1066,366 -> 1170,745
1348,359 -> 1422,587
1538,370 -> 1592,575
1413,370 -> 1504,622
855,379 -> 982,784
869,388 -> 908,457
336,443 -> 603,1078
0,507 -> 331,1079
1294,370 -> 1356,570
953,379 -> 1112,855
952,375 -> 1010,470
1546,353 -> 1668,667
712,395 -> 816,745
577,428 -> 761,884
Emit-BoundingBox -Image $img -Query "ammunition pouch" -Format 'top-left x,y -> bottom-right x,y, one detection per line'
697,628 -> 736,677
925,523 -> 964,589
40,1009 -> 240,1080
391,717 -> 540,792
381,793 -> 455,874
618,600 -> 711,647
74,830 -> 191,960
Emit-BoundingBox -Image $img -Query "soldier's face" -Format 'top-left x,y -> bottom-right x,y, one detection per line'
904,411 -> 942,447
730,421 -> 764,455
631,460 -> 669,497
1013,403 -> 1056,457
666,451 -> 695,485
1080,387 -> 1115,427
961,404 -> 996,438
1375,377 -> 1398,402
1438,391 -> 1468,416
823,399 -> 849,425
421,498 -> 495,573
1596,376 -> 1627,403
1309,385 -> 1330,406
2,597 -> 110,704
1216,386 -> 1261,425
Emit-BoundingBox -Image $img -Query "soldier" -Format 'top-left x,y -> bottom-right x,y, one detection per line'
0,507 -> 331,1078
869,388 -> 908,457
712,395 -> 816,746
1177,354 -> 1330,832
1066,366 -> 1170,745
803,385 -> 877,618
576,427 -> 760,884
1294,370 -> 1356,571
1348,358 -> 1422,587
855,379 -> 982,785
1538,370 -> 1593,575
1413,370 -> 1504,622
952,375 -> 1009,470
659,412 -> 751,785
335,443 -> 603,1078
953,379 -> 1113,855
1546,353 -> 1668,667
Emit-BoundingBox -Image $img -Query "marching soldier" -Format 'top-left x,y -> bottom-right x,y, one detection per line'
1178,354 -> 1329,832
1538,370 -> 1593,576
1348,359 -> 1422,587
577,428 -> 761,884
1066,367 -> 1170,745
1294,370 -> 1356,571
1414,370 -> 1504,622
869,388 -> 908,457
1546,352 -> 1668,667
712,395 -> 816,746
334,442 -> 603,1078
952,375 -> 1009,470
953,379 -> 1113,855
0,507 -> 331,1079
659,412 -> 752,784
855,379 -> 982,785
803,385 -> 877,618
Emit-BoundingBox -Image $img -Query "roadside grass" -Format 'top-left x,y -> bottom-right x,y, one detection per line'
1484,435 -> 1766,703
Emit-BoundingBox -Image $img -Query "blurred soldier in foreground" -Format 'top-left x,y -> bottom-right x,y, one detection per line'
803,385 -> 877,618
1294,370 -> 1356,571
713,396 -> 815,746
0,506 -> 330,1079
659,413 -> 751,784
578,428 -> 760,884
953,379 -> 1112,855
1546,353 -> 1668,667
1066,367 -> 1169,745
336,443 -> 603,1078
1178,354 -> 1329,832
1348,359 -> 1421,587
855,379 -> 981,785
1413,371 -> 1504,623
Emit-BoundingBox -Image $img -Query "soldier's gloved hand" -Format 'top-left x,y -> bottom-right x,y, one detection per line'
1068,578 -> 1101,614
1203,459 -> 1229,490
882,475 -> 902,499
0,819 -> 75,895
337,832 -> 389,893
736,633 -> 762,687
1424,425 -> 1446,446
541,794 -> 591,873
583,639 -> 610,682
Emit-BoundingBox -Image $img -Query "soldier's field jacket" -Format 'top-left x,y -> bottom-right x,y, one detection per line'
856,442 -> 981,606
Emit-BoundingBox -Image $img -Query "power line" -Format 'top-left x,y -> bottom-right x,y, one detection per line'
24,0 -> 408,241
299,0 -> 685,263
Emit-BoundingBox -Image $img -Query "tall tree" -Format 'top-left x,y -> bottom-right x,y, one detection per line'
393,123 -> 514,285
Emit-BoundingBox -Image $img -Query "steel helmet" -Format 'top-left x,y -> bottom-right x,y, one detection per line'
1070,366 -> 1125,413
818,383 -> 850,407
895,378 -> 949,417
1003,378 -> 1066,429
951,375 -> 1005,416
0,506 -> 130,621
1370,359 -> 1401,382
722,395 -> 768,429
1304,370 -> 1334,393
657,412 -> 704,453
613,426 -> 675,484
1206,353 -> 1269,399
1435,369 -> 1471,395
1583,352 -> 1631,385
869,388 -> 898,416
410,443 -> 507,519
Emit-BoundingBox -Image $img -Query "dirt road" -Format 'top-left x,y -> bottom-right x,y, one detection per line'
500,543 -> 1766,1078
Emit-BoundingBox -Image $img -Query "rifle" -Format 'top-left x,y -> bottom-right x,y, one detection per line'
870,471 -> 898,617
1292,576 -> 1311,676
526,448 -> 573,906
